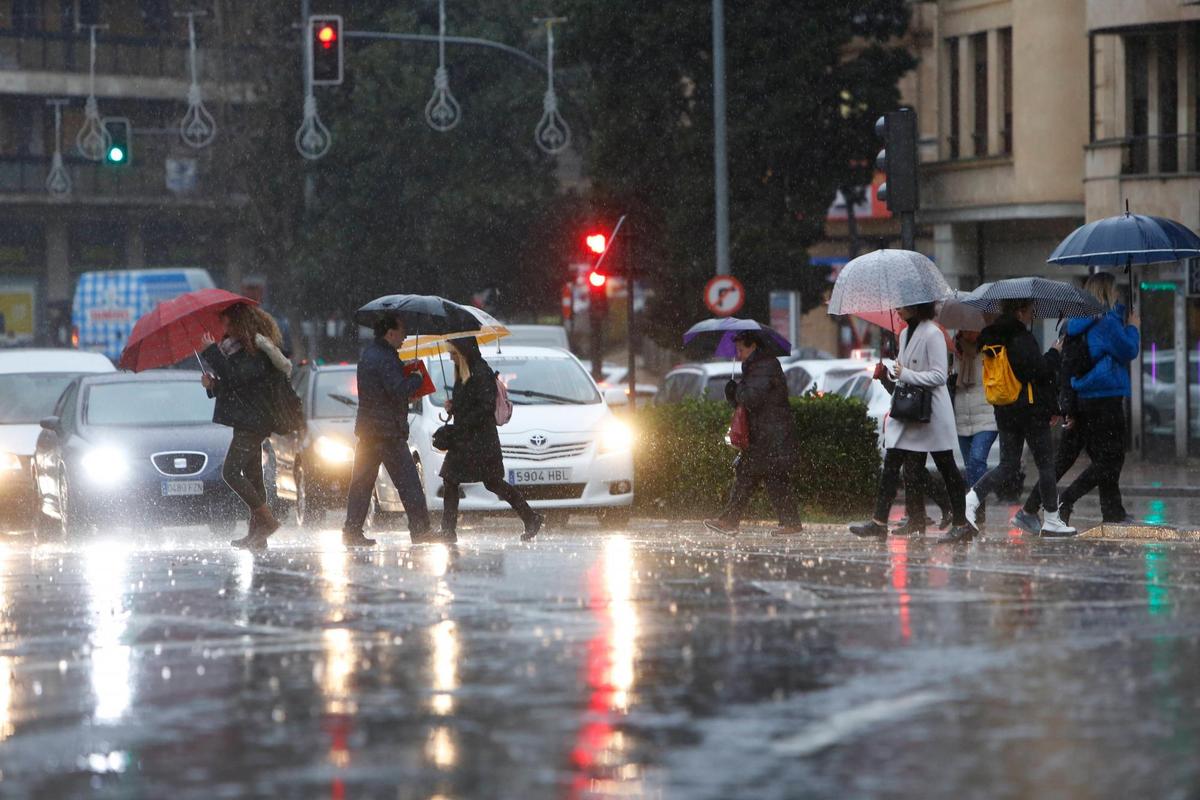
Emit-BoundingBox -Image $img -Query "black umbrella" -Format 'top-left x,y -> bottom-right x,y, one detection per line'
355,294 -> 479,335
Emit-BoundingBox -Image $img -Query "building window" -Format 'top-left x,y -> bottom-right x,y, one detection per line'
972,33 -> 988,156
1126,36 -> 1149,174
1001,28 -> 1013,154
947,37 -> 960,159
11,0 -> 43,32
1158,32 -> 1178,173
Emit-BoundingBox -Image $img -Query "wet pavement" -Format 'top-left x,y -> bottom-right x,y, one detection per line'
0,518 -> 1198,799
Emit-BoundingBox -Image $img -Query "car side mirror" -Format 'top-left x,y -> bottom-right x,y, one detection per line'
40,416 -> 61,432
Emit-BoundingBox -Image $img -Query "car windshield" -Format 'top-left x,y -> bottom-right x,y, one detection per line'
704,376 -> 731,399
314,371 -> 358,418
85,381 -> 214,426
428,356 -> 600,406
0,373 -> 79,424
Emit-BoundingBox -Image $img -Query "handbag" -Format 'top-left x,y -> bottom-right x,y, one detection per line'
432,423 -> 458,452
728,405 -> 750,450
890,383 -> 932,423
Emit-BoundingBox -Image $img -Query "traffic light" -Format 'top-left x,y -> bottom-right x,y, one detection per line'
309,15 -> 343,86
585,233 -> 607,255
874,109 -> 919,213
587,270 -> 608,318
102,118 -> 131,167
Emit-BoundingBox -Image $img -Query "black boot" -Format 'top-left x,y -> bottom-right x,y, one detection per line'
521,512 -> 545,541
892,517 -> 927,536
849,520 -> 888,539
936,524 -> 975,544
343,527 -> 377,547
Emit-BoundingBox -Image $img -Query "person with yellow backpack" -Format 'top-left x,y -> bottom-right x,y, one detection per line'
944,297 -> 1076,541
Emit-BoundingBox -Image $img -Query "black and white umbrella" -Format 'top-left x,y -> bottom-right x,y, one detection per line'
962,277 -> 1103,319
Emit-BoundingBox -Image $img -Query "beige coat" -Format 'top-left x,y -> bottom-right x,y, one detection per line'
883,320 -> 959,453
954,351 -> 997,437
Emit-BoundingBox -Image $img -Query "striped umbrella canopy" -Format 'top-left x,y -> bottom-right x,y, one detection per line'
1047,210 -> 1200,268
962,277 -> 1103,320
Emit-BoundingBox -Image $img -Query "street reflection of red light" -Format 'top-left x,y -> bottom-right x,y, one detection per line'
888,537 -> 912,642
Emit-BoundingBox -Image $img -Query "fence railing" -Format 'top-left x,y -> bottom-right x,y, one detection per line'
1092,133 -> 1200,176
0,151 -> 225,200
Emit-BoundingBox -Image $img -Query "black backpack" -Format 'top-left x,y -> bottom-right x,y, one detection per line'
1058,319 -> 1096,416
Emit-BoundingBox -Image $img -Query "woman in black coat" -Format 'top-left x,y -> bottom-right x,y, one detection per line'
200,304 -> 292,551
439,338 -> 544,542
704,330 -> 803,536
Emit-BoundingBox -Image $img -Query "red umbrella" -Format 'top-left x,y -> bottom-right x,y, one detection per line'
118,289 -> 256,372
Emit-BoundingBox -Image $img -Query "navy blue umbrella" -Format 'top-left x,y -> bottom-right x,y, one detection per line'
682,318 -> 791,359
1047,208 -> 1200,268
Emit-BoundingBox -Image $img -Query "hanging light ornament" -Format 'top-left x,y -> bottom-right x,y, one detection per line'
45,99 -> 72,196
75,26 -> 110,161
534,17 -> 570,155
424,0 -> 461,132
179,12 -> 216,148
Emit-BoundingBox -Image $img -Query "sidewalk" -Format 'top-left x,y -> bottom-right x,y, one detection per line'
1118,460 -> 1200,497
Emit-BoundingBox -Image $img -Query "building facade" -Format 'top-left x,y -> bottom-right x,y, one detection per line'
0,0 -> 257,347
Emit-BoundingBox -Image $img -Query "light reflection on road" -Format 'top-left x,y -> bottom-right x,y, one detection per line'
85,541 -> 132,724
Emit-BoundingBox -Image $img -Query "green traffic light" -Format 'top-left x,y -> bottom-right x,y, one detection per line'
107,146 -> 125,163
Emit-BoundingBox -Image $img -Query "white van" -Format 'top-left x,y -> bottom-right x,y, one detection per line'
374,346 -> 635,526
72,268 -> 216,361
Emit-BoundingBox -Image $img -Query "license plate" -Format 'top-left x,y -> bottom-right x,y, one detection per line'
507,468 -> 572,485
162,480 -> 204,497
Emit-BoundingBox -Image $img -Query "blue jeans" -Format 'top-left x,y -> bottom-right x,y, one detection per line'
958,431 -> 998,488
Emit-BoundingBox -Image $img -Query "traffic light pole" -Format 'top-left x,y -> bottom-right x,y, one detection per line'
626,224 -> 637,411
901,212 -> 916,252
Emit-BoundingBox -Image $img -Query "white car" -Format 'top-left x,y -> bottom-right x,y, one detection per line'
501,324 -> 570,350
781,357 -> 876,397
374,346 -> 635,526
580,361 -> 659,407
657,361 -> 743,403
0,349 -> 115,531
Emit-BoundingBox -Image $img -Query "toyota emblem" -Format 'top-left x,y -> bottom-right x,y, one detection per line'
529,434 -> 548,448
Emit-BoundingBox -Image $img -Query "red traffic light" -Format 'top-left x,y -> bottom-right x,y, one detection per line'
585,233 -> 607,254
588,270 -> 607,288
318,24 -> 337,48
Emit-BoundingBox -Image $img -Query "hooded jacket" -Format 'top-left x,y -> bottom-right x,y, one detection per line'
203,334 -> 293,435
1068,303 -> 1139,400
977,314 -> 1061,424
439,339 -> 505,484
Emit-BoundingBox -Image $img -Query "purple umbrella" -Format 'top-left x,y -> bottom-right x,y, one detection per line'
682,317 -> 791,359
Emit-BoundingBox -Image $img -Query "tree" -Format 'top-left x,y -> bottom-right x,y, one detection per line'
225,1 -> 571,324
557,0 -> 916,345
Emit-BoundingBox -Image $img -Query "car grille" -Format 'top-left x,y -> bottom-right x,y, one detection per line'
518,483 -> 586,501
152,452 -> 208,477
501,441 -> 590,462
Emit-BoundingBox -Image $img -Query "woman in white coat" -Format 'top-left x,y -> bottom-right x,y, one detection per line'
850,303 -> 971,540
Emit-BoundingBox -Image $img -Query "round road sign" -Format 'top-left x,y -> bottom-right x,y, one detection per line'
704,275 -> 745,316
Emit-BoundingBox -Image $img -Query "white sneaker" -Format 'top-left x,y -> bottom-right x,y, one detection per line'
964,490 -> 981,531
1041,508 -> 1077,537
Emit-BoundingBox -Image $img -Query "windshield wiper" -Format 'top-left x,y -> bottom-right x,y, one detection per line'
506,389 -> 588,405
326,392 -> 359,408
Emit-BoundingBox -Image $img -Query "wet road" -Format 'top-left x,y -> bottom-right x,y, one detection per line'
0,519 -> 1197,799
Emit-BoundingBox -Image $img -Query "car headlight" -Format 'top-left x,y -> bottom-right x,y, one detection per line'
81,447 -> 129,484
314,435 -> 355,464
0,451 -> 20,473
599,419 -> 634,454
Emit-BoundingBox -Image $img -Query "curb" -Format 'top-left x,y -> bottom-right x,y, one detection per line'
1077,522 -> 1199,541
1121,485 -> 1200,498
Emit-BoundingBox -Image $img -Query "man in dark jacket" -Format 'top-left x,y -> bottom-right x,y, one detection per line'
955,298 -> 1074,540
704,331 -> 802,536
341,314 -> 432,546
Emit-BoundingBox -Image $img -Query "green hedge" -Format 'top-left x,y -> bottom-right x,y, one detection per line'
633,395 -> 880,519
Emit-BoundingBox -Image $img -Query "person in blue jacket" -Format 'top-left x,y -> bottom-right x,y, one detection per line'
1014,273 -> 1140,531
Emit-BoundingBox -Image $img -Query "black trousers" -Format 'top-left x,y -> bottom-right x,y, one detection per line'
874,448 -> 966,526
343,435 -> 430,537
1023,397 -> 1127,520
222,429 -> 267,510
904,460 -> 952,520
442,477 -> 535,532
721,458 -> 801,526
974,415 -> 1057,510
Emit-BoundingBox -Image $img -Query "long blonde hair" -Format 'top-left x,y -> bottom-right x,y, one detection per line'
1084,272 -> 1119,310
222,303 -> 282,352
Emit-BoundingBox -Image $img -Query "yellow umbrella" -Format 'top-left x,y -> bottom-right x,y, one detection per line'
396,306 -> 509,360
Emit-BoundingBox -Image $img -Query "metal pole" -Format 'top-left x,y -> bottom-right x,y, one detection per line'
712,0 -> 730,276
901,212 -> 916,252
626,224 -> 637,412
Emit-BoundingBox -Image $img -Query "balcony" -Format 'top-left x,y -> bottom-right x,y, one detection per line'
0,149 -> 240,206
1090,133 -> 1200,177
0,29 -> 265,85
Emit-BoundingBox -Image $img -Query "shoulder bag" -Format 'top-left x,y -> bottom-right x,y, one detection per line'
889,327 -> 933,423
